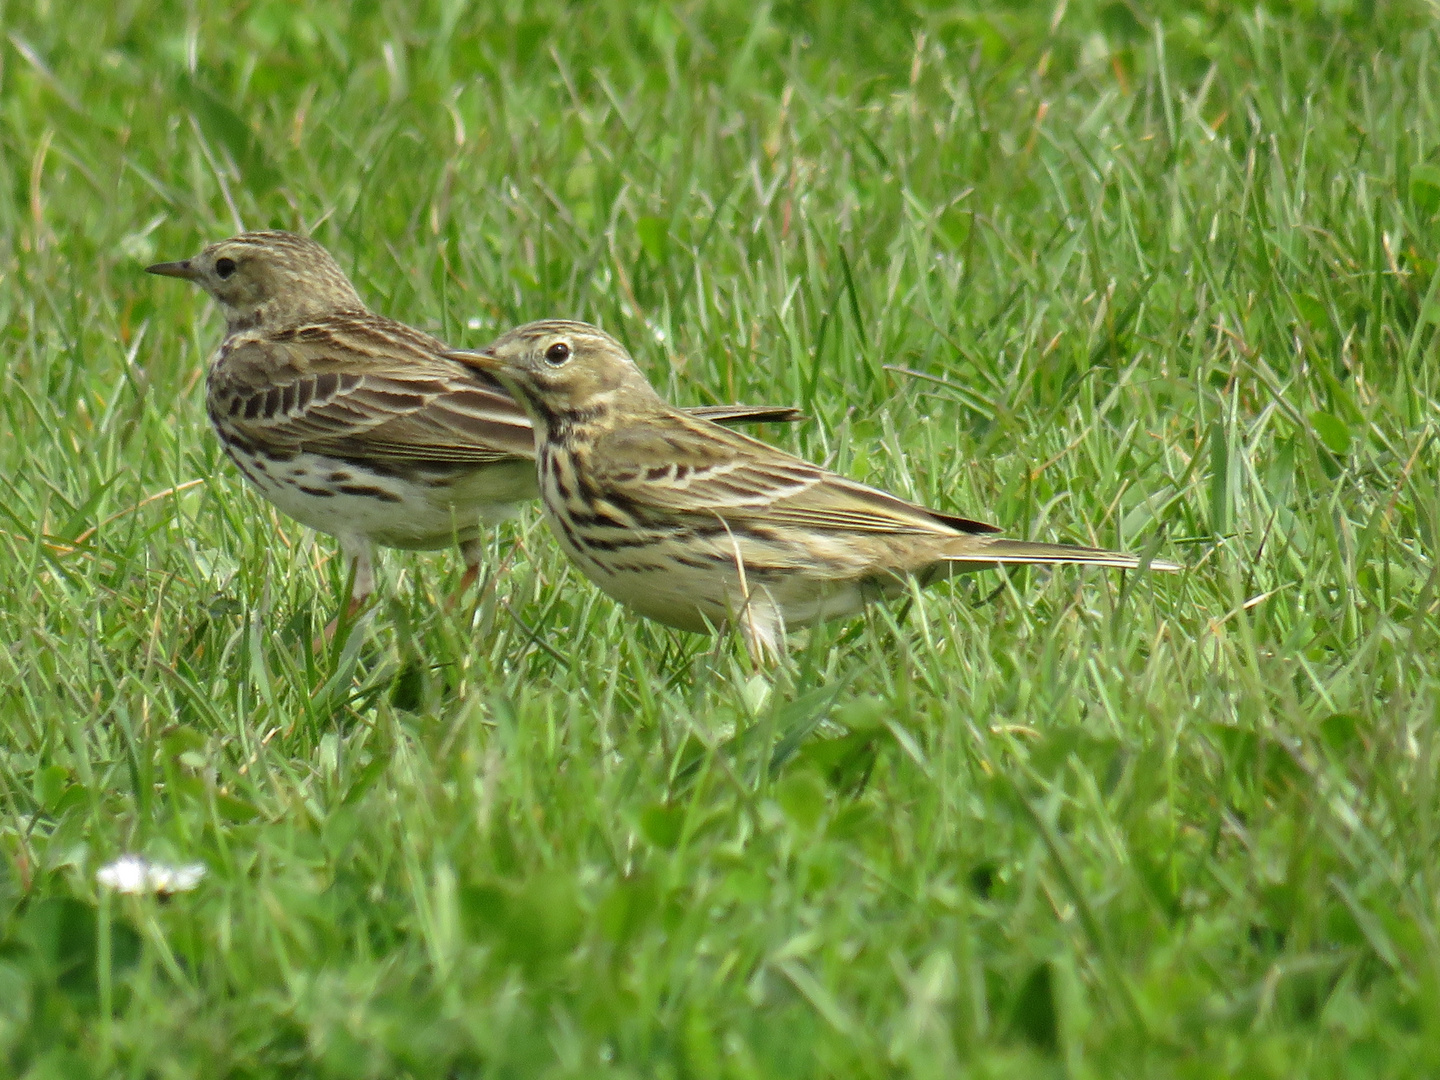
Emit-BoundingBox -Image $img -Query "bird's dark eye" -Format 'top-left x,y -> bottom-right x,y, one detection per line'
544,341 -> 571,366
215,257 -> 237,279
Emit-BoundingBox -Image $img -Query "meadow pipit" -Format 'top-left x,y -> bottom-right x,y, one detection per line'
448,320 -> 1181,660
146,232 -> 800,611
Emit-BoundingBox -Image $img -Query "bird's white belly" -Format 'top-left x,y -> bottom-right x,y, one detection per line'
227,448 -> 489,550
542,503 -> 876,633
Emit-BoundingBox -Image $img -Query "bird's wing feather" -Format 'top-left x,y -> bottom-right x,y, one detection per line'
592,412 -> 998,536
212,319 -> 806,468
211,317 -> 537,464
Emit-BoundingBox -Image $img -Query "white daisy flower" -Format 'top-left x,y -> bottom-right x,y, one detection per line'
96,855 -> 207,895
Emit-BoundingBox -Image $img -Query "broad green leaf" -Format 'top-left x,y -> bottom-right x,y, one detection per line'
174,74 -> 280,194
637,216 -> 669,263
1410,163 -> 1440,216
1310,411 -> 1352,455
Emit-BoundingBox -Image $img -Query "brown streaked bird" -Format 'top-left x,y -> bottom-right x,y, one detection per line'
447,320 -> 1181,661
145,231 -> 801,610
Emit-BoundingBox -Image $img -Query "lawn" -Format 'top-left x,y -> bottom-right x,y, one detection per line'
3,1 -> 1439,1076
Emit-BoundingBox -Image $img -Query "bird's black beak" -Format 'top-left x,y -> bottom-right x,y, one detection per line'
145,259 -> 198,280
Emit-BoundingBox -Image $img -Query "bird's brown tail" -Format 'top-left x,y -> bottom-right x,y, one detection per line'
942,536 -> 1182,573
687,404 -> 805,426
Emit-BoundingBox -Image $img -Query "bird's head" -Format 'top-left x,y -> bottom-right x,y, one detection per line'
146,230 -> 365,333
446,320 -> 662,431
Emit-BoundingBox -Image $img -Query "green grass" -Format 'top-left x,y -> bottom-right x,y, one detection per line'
3,0 -> 1440,1075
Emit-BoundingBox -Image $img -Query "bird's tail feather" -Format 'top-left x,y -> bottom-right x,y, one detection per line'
688,404 -> 804,426
943,537 -> 1181,573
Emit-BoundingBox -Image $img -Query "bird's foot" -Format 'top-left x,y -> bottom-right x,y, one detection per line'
314,593 -> 370,651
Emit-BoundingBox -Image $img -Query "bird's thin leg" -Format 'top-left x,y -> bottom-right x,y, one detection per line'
739,599 -> 785,667
713,515 -> 786,667
318,537 -> 374,644
454,537 -> 485,600
345,538 -> 375,613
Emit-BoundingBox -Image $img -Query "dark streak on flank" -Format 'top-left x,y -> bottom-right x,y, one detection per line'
336,484 -> 402,503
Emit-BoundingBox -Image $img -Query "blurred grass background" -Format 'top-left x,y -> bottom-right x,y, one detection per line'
3,0 -> 1440,1075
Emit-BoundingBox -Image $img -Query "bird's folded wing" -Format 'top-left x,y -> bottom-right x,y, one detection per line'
211,333 -> 539,465
213,322 -> 807,468
592,416 -> 996,536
